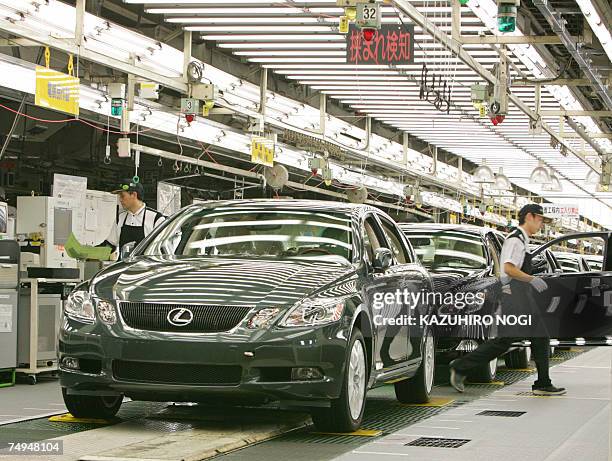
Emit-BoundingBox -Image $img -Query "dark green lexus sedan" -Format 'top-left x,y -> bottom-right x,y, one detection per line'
59,200 -> 434,432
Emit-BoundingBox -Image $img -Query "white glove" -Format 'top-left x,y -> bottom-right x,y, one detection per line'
530,277 -> 548,293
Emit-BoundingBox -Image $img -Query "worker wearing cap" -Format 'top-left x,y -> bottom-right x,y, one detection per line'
449,203 -> 566,396
98,179 -> 165,257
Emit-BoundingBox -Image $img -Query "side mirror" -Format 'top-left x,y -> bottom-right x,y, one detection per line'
121,241 -> 136,260
372,247 -> 392,272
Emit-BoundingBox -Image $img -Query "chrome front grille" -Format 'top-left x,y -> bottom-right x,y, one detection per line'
119,302 -> 253,333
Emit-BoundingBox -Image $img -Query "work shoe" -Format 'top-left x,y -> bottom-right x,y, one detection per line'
532,385 -> 566,396
449,360 -> 466,393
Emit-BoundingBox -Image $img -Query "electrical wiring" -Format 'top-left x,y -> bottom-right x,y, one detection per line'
0,102 -> 155,134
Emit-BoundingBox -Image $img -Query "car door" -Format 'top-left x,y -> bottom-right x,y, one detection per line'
375,214 -> 432,366
359,213 -> 410,372
531,232 -> 612,344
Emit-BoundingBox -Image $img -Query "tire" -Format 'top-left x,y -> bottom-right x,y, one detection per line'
467,358 -> 497,383
394,330 -> 435,404
311,329 -> 367,433
504,347 -> 531,369
62,388 -> 122,419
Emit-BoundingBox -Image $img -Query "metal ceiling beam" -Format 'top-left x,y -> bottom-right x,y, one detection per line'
540,110 -> 612,117
533,0 -> 612,111
459,35 -> 566,44
512,78 -> 600,86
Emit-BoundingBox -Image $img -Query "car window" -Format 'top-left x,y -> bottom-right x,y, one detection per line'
532,234 -> 608,273
363,216 -> 385,264
485,235 -> 501,276
404,230 -> 487,271
555,255 -> 581,273
141,208 -> 353,261
378,216 -> 409,264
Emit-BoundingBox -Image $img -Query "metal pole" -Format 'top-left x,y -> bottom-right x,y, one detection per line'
259,67 -> 268,117
402,132 -> 409,167
319,93 -> 326,136
75,0 -> 85,47
0,95 -> 26,161
451,0 -> 461,43
183,31 -> 192,83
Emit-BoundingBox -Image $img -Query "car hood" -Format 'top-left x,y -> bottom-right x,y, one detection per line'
90,255 -> 356,307
429,267 -> 486,292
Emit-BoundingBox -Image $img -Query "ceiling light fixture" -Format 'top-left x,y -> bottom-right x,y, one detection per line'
473,159 -> 495,183
529,161 -> 552,185
493,167 -> 512,191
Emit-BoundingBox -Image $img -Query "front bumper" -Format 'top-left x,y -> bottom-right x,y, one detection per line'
59,315 -> 352,405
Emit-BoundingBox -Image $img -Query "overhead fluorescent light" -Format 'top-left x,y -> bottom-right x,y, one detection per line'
185,25 -> 336,32
168,16 -> 329,23
218,42 -> 346,49
200,34 -> 343,41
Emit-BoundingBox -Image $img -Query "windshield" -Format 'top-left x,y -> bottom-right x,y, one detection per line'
141,207 -> 353,261
404,230 -> 487,270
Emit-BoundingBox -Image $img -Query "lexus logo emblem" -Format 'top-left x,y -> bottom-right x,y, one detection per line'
167,308 -> 194,326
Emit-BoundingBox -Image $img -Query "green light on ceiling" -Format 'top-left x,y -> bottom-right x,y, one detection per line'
497,5 -> 517,32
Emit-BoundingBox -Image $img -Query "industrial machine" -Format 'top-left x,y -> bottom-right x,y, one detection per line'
0,240 -> 19,379
16,196 -> 77,270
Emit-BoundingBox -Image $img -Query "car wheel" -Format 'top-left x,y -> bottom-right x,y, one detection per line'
62,388 -> 122,419
504,347 -> 531,369
311,329 -> 367,433
467,358 -> 498,383
394,329 -> 434,404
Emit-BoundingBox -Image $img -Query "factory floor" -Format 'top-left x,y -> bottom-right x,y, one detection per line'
0,347 -> 608,461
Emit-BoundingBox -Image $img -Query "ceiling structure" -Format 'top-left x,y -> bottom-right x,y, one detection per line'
119,0 -> 612,226
0,0 -> 610,228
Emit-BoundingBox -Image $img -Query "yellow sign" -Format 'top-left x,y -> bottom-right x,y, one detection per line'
35,66 -> 80,116
479,104 -> 486,117
202,100 -> 214,117
339,16 -> 349,33
251,136 -> 274,167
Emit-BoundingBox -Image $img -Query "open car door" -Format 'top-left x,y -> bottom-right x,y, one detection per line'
530,231 -> 612,346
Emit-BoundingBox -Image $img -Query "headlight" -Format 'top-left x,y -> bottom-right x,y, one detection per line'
64,290 -> 95,323
280,298 -> 345,327
247,308 -> 280,329
96,300 -> 117,325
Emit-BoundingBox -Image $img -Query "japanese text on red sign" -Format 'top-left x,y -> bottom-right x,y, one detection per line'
346,25 -> 415,65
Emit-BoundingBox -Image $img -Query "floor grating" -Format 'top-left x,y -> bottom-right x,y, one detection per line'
477,410 -> 526,417
406,437 -> 471,448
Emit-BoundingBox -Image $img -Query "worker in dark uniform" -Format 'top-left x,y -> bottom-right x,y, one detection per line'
449,204 -> 566,396
98,179 -> 165,258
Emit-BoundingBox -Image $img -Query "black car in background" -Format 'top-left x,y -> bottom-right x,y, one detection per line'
59,200 -> 435,432
399,224 -> 531,380
554,251 -> 591,273
583,254 -> 604,271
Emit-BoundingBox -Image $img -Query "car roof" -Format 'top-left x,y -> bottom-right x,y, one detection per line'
184,199 -> 379,217
583,254 -> 603,260
398,222 -> 497,236
554,251 -> 585,259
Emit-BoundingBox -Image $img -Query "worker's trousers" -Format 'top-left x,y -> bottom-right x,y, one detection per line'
451,336 -> 552,387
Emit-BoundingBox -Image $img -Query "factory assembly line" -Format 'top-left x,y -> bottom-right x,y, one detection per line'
0,0 -> 611,459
